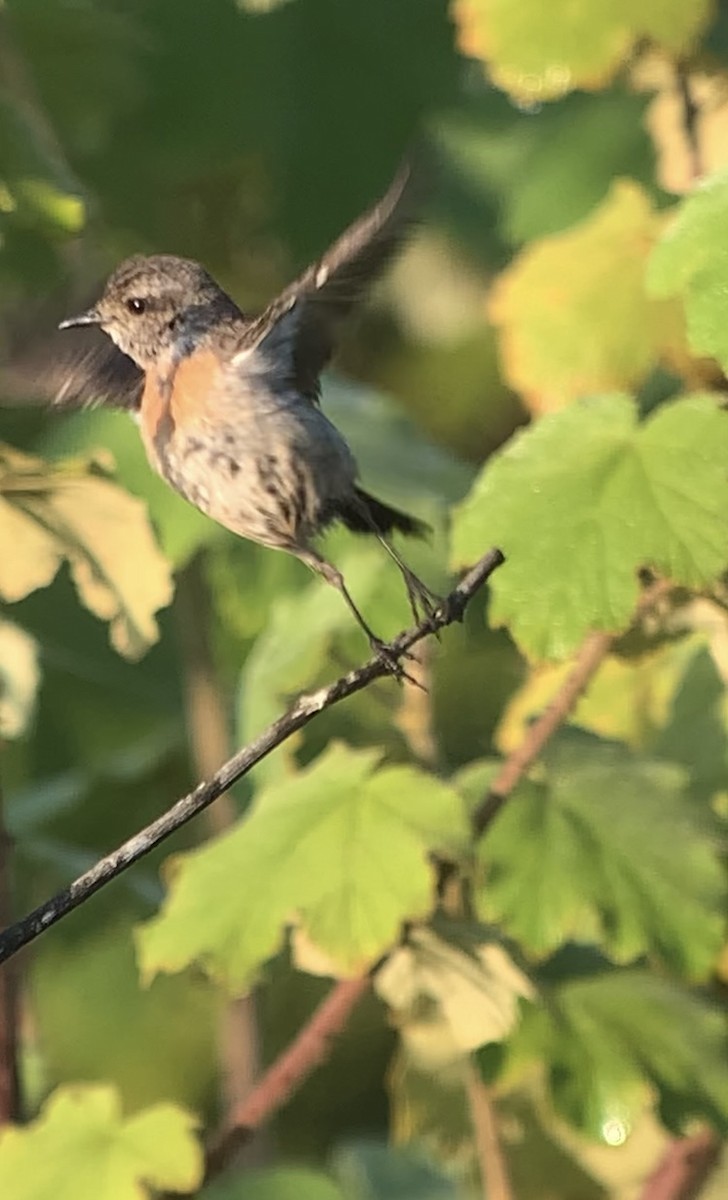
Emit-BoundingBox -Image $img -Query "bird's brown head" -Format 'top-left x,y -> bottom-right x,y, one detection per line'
59,254 -> 239,370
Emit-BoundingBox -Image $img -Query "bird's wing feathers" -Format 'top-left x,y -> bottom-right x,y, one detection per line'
235,162 -> 418,397
1,326 -> 143,412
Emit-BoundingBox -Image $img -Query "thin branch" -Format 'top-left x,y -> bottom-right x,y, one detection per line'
466,1066 -> 514,1200
639,1130 -> 722,1200
675,62 -> 703,186
0,762 -> 21,1121
0,547 -> 504,965
205,974 -> 370,1178
473,578 -> 671,836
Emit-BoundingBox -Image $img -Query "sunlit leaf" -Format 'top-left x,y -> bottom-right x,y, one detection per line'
0,1085 -> 202,1200
453,0 -> 711,103
0,444 -> 173,658
648,168 -> 728,372
0,618 -> 39,738
450,393 -> 728,659
488,182 -> 683,413
137,744 -> 467,991
375,925 -> 533,1063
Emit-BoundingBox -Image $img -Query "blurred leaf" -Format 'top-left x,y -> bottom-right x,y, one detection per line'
31,920 -> 218,1110
453,0 -> 711,103
451,393 -> 728,659
637,58 -> 728,195
202,1166 -> 344,1200
39,409 -> 223,566
0,617 -> 39,737
496,633 -> 725,767
0,1084 -> 202,1200
237,543 -> 386,784
511,969 -> 728,1138
237,0 -> 297,10
0,444 -> 173,658
137,744 -> 467,990
332,1140 -> 459,1200
375,925 -> 533,1062
478,733 -> 725,974
652,641 -> 728,798
12,178 -> 84,233
322,377 -> 474,516
505,92 -> 656,243
648,168 -> 728,371
488,181 -> 682,413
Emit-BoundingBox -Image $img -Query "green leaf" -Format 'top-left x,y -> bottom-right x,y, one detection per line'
648,169 -> 728,371
237,542 -> 387,784
137,744 -> 468,991
332,1141 -> 459,1200
202,1166 -> 344,1200
450,393 -> 728,659
0,444 -> 173,658
453,0 -> 711,103
39,410 -> 222,567
0,1085 -> 202,1200
0,619 -> 39,738
512,969 -> 728,1138
477,734 -> 725,975
488,181 -> 681,414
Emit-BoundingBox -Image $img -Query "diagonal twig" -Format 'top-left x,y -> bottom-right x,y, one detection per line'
204,974 -> 371,1179
639,1130 -> 722,1200
0,547 -> 504,966
473,578 -> 672,836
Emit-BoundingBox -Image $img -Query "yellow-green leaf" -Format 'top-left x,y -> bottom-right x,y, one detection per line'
488,181 -> 683,413
137,744 -> 468,991
0,445 -> 173,659
453,0 -> 712,103
0,1085 -> 202,1200
0,619 -> 39,739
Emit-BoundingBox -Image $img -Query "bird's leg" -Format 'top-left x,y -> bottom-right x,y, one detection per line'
375,534 -> 443,623
296,548 -> 413,680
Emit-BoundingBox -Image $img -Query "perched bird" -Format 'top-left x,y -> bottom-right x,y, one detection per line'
56,167 -> 438,660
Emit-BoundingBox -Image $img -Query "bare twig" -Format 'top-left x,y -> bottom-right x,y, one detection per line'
0,547 -> 504,965
473,578 -> 672,836
675,62 -> 702,186
0,765 -> 20,1122
205,974 -> 370,1177
640,1130 -> 722,1200
466,1066 -> 514,1200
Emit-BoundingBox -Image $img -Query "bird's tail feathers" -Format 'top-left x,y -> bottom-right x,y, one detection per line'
338,486 -> 429,539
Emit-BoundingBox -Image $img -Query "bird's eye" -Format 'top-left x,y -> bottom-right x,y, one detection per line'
126,297 -> 146,315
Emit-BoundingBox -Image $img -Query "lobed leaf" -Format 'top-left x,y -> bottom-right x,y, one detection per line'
0,1084 -> 202,1200
137,744 -> 468,991
475,733 -> 725,975
450,393 -> 728,659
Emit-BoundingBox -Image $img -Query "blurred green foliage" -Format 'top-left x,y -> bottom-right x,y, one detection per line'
1,1 -> 728,1198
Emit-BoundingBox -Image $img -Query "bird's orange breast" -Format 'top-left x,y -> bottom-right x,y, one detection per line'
140,348 -> 222,443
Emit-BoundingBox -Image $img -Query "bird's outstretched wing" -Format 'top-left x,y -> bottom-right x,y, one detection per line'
1,323 -> 143,412
236,161 -> 420,398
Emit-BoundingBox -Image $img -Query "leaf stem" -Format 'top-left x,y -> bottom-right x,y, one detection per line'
473,578 -> 672,836
639,1129 -> 721,1200
466,1065 -> 514,1200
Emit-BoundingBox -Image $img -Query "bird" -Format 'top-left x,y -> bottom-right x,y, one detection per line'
55,166 -> 439,663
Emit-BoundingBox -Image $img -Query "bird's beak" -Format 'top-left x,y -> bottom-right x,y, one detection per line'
58,308 -> 101,331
